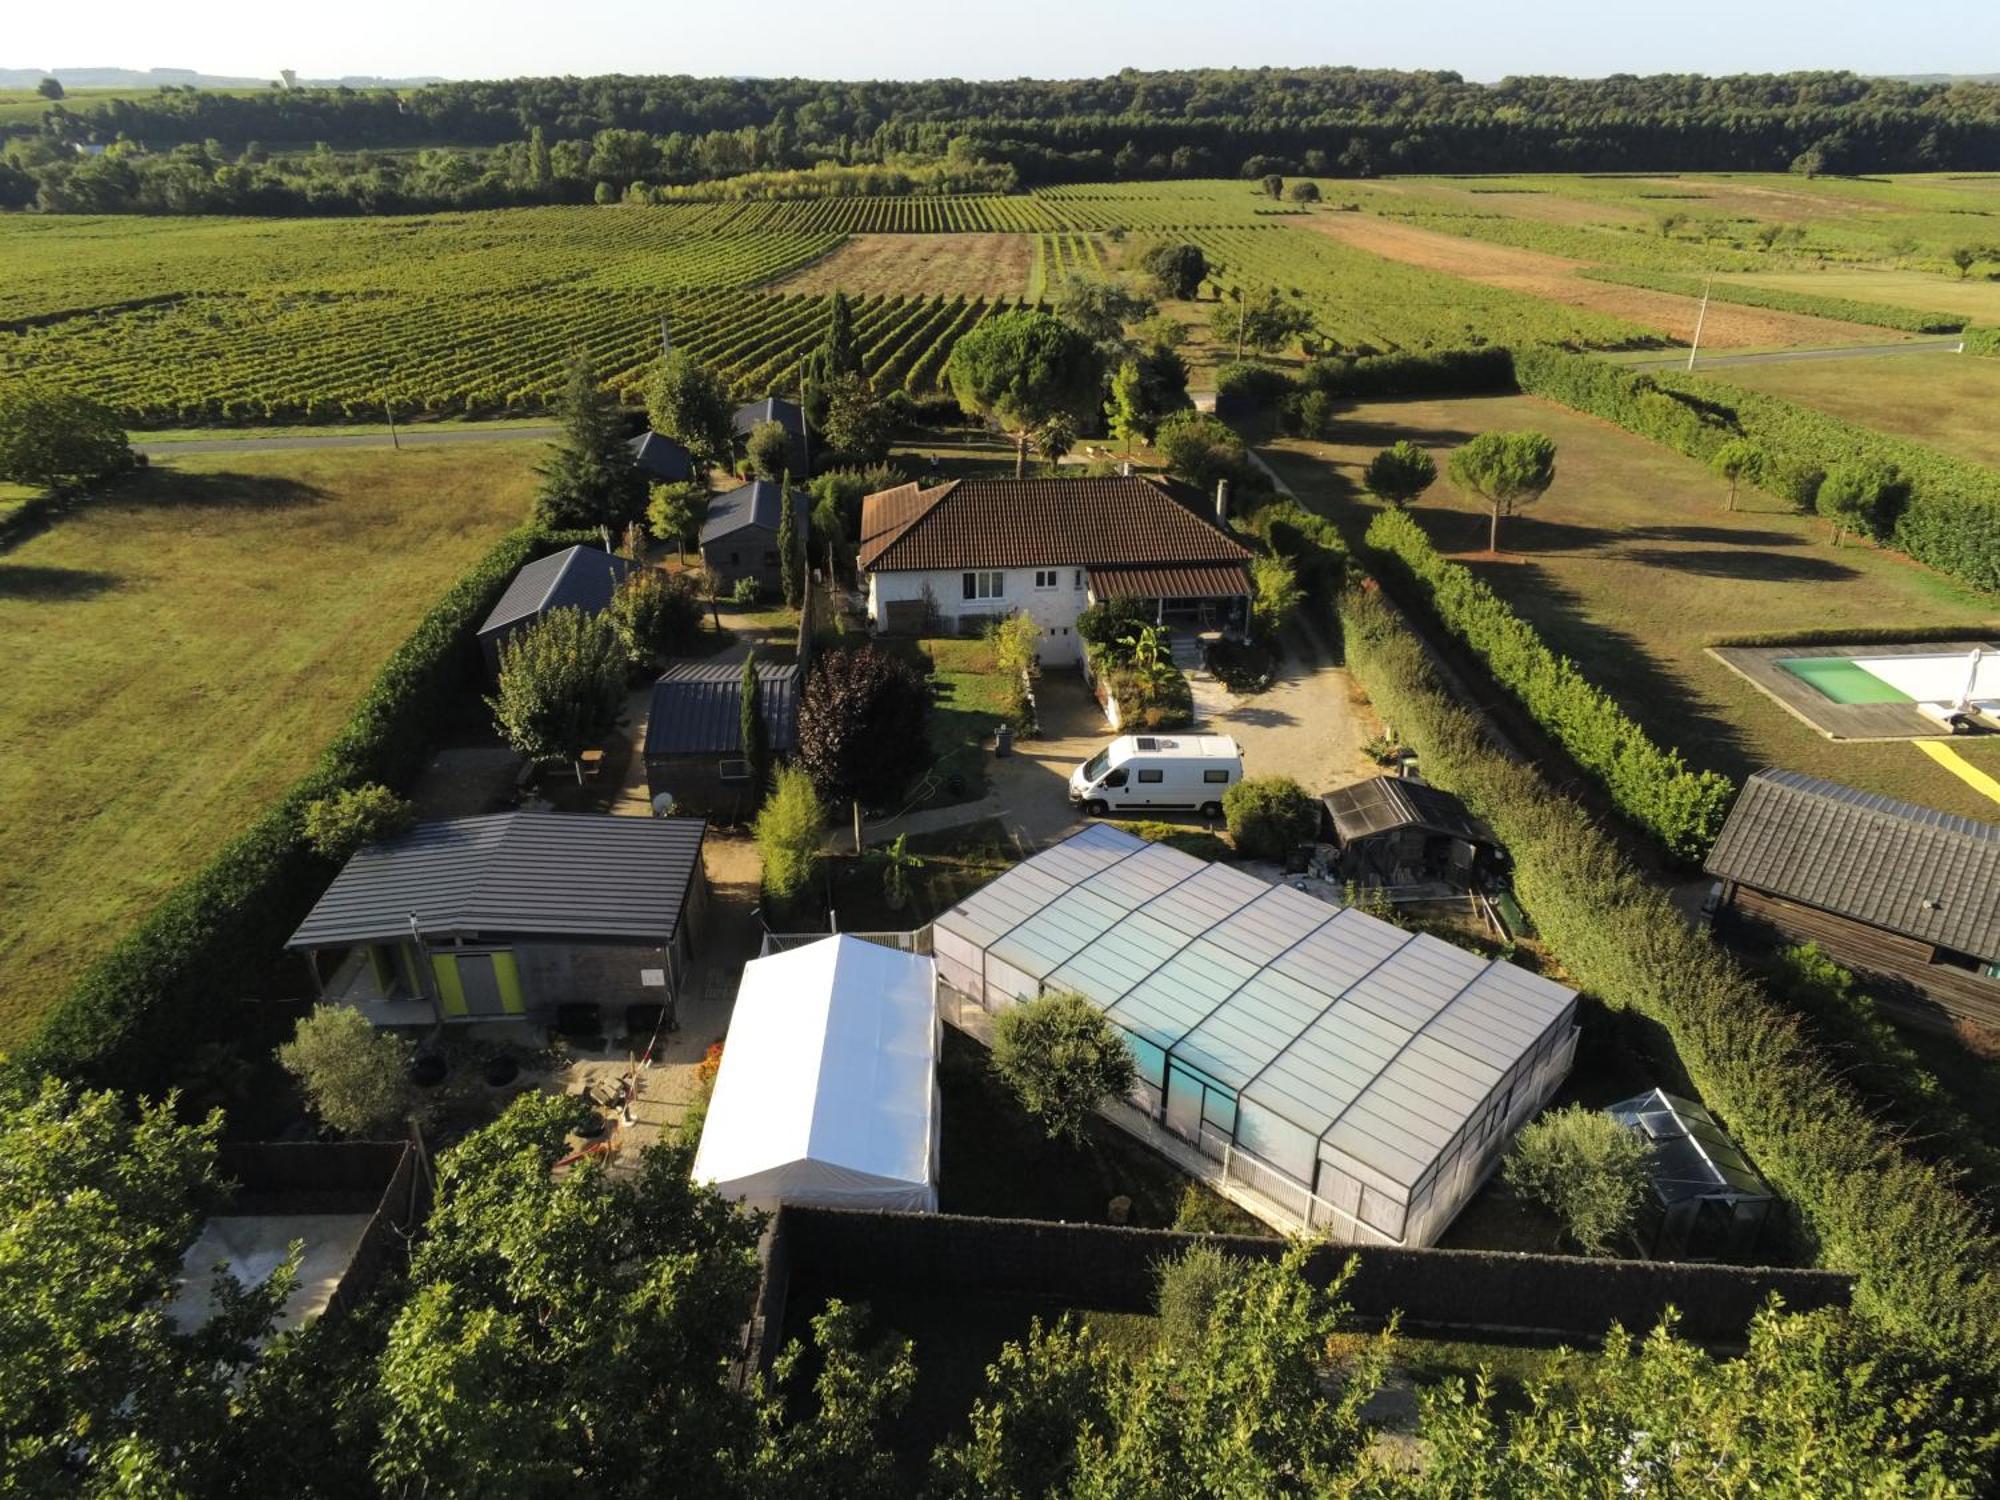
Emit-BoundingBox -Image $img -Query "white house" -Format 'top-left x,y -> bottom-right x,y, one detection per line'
857,476 -> 1254,665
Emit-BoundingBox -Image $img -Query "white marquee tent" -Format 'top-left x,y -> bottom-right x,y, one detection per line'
932,824 -> 1579,1246
693,934 -> 941,1212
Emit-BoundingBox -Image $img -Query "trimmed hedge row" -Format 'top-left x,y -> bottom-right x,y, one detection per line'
1575,268 -> 1971,335
20,521 -> 583,1092
1336,582 -> 2000,1415
1514,346 -> 2000,595
1213,346 -> 1513,417
1363,509 -> 1733,861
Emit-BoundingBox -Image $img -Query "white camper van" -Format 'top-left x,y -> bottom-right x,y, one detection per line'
1069,734 -> 1243,818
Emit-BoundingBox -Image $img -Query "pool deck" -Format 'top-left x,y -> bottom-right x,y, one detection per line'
1709,639 -> 2000,741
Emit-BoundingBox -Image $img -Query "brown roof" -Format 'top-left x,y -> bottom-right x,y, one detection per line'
857,476 -> 1252,573
1088,563 -> 1252,600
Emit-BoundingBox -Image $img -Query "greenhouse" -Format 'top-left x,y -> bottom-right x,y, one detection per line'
932,824 -> 1579,1246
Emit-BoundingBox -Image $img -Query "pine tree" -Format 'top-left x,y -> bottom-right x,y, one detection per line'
534,355 -> 645,530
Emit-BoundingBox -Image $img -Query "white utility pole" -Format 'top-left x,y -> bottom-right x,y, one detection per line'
1686,279 -> 1712,372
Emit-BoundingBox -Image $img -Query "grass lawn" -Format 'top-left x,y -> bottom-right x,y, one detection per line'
0,443 -> 538,1043
1721,267 -> 2000,324
1706,351 -> 2000,470
920,635 -> 1020,806
1259,392 -> 2000,821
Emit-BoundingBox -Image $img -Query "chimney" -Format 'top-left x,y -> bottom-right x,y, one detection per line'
1215,478 -> 1231,526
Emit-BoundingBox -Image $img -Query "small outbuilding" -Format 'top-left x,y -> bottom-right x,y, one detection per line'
699,479 -> 794,594
733,395 -> 808,477
643,661 -> 802,819
932,823 -> 1579,1246
475,544 -> 631,677
288,811 -> 708,1029
629,430 -> 698,485
694,935 -> 941,1212
1319,775 -> 1503,888
1608,1089 -> 1775,1261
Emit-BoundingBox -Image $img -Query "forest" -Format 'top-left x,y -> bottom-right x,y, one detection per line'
5,68 -> 2000,215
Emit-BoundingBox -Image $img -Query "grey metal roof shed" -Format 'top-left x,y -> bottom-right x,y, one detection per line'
700,480 -> 790,547
932,824 -> 1579,1246
1322,777 -> 1493,848
644,662 -> 801,757
288,812 -> 706,949
476,546 -> 632,673
629,430 -> 696,484
1705,768 -> 2000,960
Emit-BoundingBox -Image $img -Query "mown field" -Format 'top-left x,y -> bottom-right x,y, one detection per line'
0,444 -> 538,1042
1260,393 -> 2000,821
1709,350 -> 2000,470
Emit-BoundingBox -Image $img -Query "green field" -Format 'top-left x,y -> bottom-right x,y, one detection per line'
1705,351 -> 2000,470
1260,392 -> 2000,821
1721,267 -> 2000,324
0,444 -> 537,1042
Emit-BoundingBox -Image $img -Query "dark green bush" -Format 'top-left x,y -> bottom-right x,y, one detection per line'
1337,582 -> 2000,1418
1363,509 -> 1734,861
1222,775 -> 1318,859
22,521 -> 576,1092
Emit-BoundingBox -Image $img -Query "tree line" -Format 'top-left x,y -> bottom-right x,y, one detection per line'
6,67 -> 2000,215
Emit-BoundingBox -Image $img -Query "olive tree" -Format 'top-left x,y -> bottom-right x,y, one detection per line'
989,989 -> 1136,1144
278,1005 -> 420,1137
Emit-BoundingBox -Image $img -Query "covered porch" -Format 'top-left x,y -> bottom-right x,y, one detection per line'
1086,563 -> 1252,636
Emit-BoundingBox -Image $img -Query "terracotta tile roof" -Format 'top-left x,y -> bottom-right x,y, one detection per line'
858,476 -> 1250,573
1087,563 -> 1252,600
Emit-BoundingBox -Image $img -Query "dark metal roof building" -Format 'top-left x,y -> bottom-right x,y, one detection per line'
287,812 -> 707,949
1705,769 -> 2000,960
629,431 -> 696,484
477,545 -> 632,640
1321,777 -> 1493,849
644,662 -> 802,758
700,480 -> 789,546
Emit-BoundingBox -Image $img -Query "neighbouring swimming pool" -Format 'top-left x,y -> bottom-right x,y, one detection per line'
1775,657 -> 1914,705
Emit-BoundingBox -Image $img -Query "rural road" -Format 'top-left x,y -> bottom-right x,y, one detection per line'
136,425 -> 559,457
1625,336 -> 1965,371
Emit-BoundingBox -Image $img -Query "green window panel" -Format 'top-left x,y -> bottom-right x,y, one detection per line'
432,954 -> 468,1017
492,950 -> 526,1014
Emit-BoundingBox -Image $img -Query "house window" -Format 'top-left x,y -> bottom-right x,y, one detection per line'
1137,769 -> 1165,784
1034,569 -> 1058,590
728,552 -> 740,565
1074,569 -> 1086,590
962,570 -> 1004,601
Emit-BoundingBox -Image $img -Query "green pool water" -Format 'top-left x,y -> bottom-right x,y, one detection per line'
1776,657 -> 1915,705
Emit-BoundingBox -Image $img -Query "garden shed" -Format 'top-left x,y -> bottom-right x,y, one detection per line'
643,660 -> 801,819
699,479 -> 791,594
1320,775 -> 1503,889
932,824 -> 1578,1246
694,935 -> 940,1212
1608,1088 -> 1775,1261
475,544 -> 631,677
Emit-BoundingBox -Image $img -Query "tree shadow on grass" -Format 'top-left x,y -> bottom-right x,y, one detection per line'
1416,506 -> 1624,558
129,469 -> 330,511
1622,524 -> 1805,548
0,563 -> 121,601
1619,547 -> 1859,583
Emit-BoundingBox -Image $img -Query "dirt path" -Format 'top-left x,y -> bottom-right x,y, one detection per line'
1304,214 -> 1903,350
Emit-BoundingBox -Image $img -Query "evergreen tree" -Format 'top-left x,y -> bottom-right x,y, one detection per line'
534,355 -> 645,530
777,483 -> 803,607
739,649 -> 770,797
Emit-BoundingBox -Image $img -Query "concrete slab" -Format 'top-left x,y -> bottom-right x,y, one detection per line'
171,1213 -> 373,1335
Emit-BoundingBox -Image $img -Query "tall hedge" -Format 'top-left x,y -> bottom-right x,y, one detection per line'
1514,346 -> 2000,595
1363,509 -> 1733,860
1337,583 -> 2000,1419
1214,347 -> 1513,418
20,522 -> 583,1092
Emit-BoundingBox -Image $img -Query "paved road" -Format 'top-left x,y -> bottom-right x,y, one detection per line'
137,425 -> 558,458
1625,336 -> 1965,371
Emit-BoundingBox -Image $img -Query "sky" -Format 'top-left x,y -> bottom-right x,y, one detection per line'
9,0 -> 1998,85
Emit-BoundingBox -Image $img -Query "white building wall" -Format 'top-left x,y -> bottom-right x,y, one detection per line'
868,566 -> 1088,665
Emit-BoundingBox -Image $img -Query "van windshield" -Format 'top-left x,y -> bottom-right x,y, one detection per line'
1082,749 -> 1111,780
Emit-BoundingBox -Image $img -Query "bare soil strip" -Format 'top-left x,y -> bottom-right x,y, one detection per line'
774,233 -> 1032,298
1303,213 -> 1905,349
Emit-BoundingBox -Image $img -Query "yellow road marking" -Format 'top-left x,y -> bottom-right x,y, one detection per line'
1915,739 -> 2000,809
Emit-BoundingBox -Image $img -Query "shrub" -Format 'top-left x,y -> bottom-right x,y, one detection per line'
1504,1103 -> 1649,1256
1250,553 -> 1302,637
1337,582 -> 2000,1416
1364,508 -> 1733,861
486,607 -> 626,775
0,380 -> 135,491
1212,361 -> 1294,417
730,575 -> 762,606
745,419 -> 792,480
301,783 -> 414,862
989,989 -> 1137,1144
605,567 -> 704,666
1223,776 -> 1318,859
1155,1242 -> 1236,1356
1817,458 -> 1906,545
277,1005 -> 419,1138
1362,440 -> 1438,509
754,765 -> 825,911
1154,410 -> 1248,494
1139,241 -> 1208,300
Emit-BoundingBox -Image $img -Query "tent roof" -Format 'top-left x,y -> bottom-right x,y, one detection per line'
933,824 -> 1577,1193
693,936 -> 938,1206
